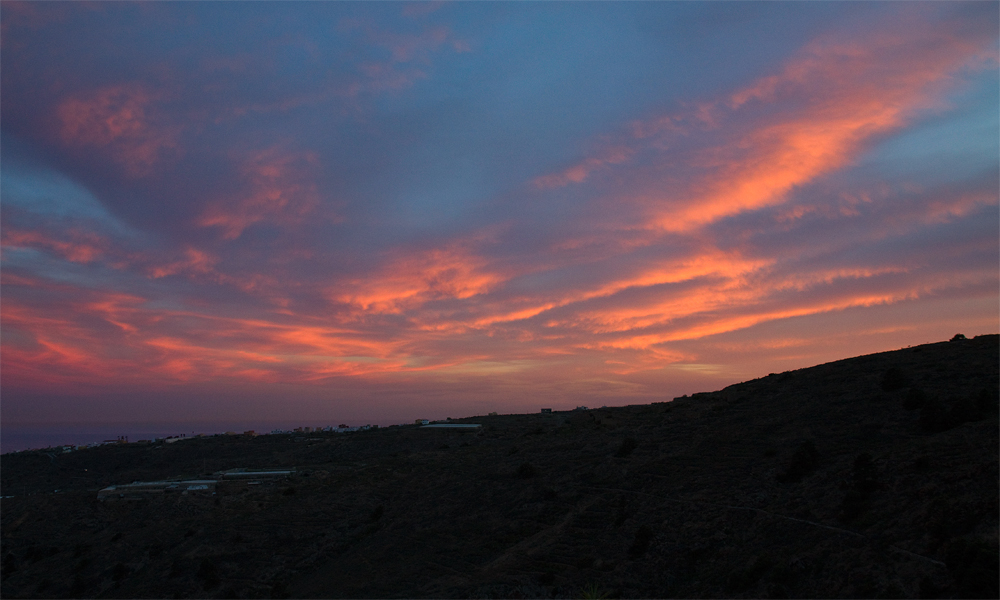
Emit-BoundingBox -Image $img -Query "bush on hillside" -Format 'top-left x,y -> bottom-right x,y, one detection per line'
974,387 -> 999,416
838,453 -> 879,522
616,437 -> 638,458
919,398 -> 955,434
517,462 -> 537,479
902,388 -> 926,410
776,441 -> 819,483
946,538 -> 999,599
880,368 -> 910,392
627,525 -> 653,559
197,558 -> 220,591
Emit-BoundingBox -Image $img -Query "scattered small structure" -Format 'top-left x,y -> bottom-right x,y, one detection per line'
540,408 -> 552,414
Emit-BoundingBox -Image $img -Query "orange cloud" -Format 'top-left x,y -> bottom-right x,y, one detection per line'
334,240 -> 507,314
1,283 -> 418,391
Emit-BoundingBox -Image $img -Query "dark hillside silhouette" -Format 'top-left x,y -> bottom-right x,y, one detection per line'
2,335 -> 997,598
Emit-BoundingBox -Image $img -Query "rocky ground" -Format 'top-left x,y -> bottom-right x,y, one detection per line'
1,335 -> 997,599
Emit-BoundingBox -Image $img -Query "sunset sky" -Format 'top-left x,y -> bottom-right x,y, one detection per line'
2,2 -> 998,435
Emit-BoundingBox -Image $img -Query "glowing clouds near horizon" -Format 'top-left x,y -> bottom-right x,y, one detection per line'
1,2 -> 997,423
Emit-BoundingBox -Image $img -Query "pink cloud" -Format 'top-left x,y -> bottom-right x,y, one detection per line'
56,84 -> 181,177
2,227 -> 108,264
198,147 -> 325,240
532,146 -> 633,189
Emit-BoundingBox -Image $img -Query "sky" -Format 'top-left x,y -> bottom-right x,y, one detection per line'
2,2 -> 998,435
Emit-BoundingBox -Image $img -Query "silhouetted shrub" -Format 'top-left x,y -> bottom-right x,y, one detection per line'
111,562 -> 129,582
851,453 -> 879,495
726,556 -> 773,593
197,558 -> 220,590
2,553 -> 18,578
370,505 -> 384,522
838,490 -> 869,523
23,546 -> 58,563
903,388 -> 927,410
950,333 -> 967,341
974,387 -> 999,416
838,454 -> 880,521
270,580 -> 290,599
945,538 -> 999,599
776,441 -> 819,483
881,368 -> 910,392
950,396 -> 982,424
581,583 -> 609,599
616,437 -> 638,458
919,398 -> 955,433
627,525 -> 652,559
69,574 -> 87,597
926,499 -> 979,546
918,576 -> 943,599
614,495 -> 633,526
537,571 -> 555,585
517,462 -> 537,479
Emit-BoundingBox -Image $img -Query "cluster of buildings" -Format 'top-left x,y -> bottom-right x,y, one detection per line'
268,424 -> 374,434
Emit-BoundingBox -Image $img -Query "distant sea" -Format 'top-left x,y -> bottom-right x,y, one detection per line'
1,430 -> 186,455
1,420 -> 392,454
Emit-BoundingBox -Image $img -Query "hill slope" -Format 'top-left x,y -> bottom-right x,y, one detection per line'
2,335 -> 997,599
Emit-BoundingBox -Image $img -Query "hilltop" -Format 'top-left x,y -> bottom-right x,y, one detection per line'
1,335 -> 997,599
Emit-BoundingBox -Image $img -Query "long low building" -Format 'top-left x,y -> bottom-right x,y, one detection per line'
215,468 -> 296,479
98,479 -> 217,500
98,468 -> 296,500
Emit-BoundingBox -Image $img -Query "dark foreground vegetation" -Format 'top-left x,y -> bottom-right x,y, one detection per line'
2,335 -> 997,599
